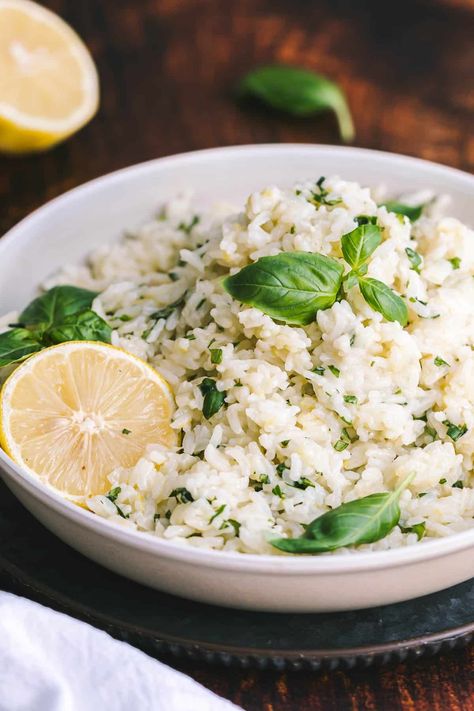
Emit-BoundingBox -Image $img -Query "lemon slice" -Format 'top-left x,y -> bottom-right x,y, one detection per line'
0,0 -> 99,153
0,342 -> 176,498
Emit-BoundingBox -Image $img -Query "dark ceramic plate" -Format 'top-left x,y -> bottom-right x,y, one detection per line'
0,480 -> 473,670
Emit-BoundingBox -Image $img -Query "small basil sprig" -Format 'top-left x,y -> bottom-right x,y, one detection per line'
341,223 -> 408,326
0,286 -> 111,368
381,201 -> 425,222
271,474 -> 414,554
199,378 -> 226,419
223,252 -> 344,326
239,65 -> 355,142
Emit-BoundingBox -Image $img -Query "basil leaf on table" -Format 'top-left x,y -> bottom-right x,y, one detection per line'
0,328 -> 43,367
45,310 -> 112,345
341,223 -> 382,270
358,277 -> 408,326
239,65 -> 355,143
20,285 -> 98,327
271,474 -> 414,554
381,201 -> 425,222
223,252 -> 344,326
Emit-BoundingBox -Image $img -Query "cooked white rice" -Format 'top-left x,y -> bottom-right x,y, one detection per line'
35,177 -> 474,553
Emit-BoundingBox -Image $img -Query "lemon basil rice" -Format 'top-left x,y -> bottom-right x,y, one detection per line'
2,176 -> 474,554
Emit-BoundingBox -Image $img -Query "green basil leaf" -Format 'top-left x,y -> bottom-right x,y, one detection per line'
238,65 -> 355,142
223,252 -> 344,326
400,521 -> 426,540
0,328 -> 43,367
358,277 -> 408,326
20,286 -> 98,328
271,474 -> 414,554
45,310 -> 112,345
341,224 -> 382,270
381,201 -> 425,222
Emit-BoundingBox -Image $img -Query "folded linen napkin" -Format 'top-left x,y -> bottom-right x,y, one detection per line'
0,591 -> 243,711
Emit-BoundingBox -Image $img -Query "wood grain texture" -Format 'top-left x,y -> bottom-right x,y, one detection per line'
1,0 -> 473,708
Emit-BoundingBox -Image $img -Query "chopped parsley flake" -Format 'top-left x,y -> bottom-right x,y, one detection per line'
434,356 -> 450,367
178,215 -> 200,234
121,428 -> 132,435
209,504 -> 226,524
452,480 -> 464,489
405,247 -> 422,272
443,420 -> 467,442
292,477 -> 315,490
449,257 -> 461,270
210,348 -> 223,364
170,487 -> 194,504
344,394 -> 358,404
328,365 -> 340,378
272,484 -> 286,499
312,366 -> 325,375
400,522 -> 426,540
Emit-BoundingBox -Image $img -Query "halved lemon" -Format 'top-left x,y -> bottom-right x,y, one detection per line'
0,0 -> 99,153
0,342 -> 176,498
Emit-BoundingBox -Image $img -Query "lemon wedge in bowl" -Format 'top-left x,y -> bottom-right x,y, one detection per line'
0,0 -> 99,153
0,342 -> 176,498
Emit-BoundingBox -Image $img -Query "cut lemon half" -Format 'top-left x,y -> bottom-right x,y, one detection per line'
0,342 -> 176,498
0,0 -> 99,153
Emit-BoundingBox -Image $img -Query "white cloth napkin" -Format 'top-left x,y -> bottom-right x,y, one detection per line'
0,591 -> 243,711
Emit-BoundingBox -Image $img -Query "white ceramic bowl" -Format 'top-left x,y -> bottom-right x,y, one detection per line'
1,145 -> 474,613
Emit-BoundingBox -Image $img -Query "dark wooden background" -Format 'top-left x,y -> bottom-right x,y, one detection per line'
1,0 -> 474,708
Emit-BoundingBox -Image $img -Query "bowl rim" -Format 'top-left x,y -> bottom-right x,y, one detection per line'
1,142 -> 474,575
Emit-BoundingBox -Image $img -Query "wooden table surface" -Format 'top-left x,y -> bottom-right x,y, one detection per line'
1,0 -> 474,708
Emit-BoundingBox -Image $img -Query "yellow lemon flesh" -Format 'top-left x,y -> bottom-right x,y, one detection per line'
0,342 -> 176,498
0,0 -> 99,153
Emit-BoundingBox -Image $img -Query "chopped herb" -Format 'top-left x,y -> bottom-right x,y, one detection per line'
185,333 -> 196,340
210,348 -> 223,364
106,487 -> 121,503
344,394 -> 358,404
276,463 -> 288,475
272,484 -> 286,499
442,420 -> 467,442
280,440 -> 290,448
405,247 -> 422,273
226,519 -> 241,535
334,438 -> 349,452
434,356 -> 450,367
121,428 -> 132,435
312,366 -> 325,375
118,314 -> 133,322
234,379 -> 243,387
199,378 -> 227,419
290,225 -> 296,234
452,480 -> 464,489
309,177 -> 343,207
400,522 -> 426,540
418,492 -> 428,498
170,487 -> 194,504
196,298 -> 206,309
350,334 -> 356,346
169,272 -> 179,282
449,257 -> 461,270
260,473 -> 271,484
439,478 -> 447,485
209,504 -> 226,524
165,510 -> 172,520
151,293 -> 187,321
293,477 -> 315,490
178,215 -> 200,234
328,365 -> 340,378
409,297 -> 428,306
355,215 -> 378,226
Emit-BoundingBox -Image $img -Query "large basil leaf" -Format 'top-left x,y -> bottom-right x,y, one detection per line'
0,328 -> 43,367
381,201 -> 425,222
341,223 -> 381,270
271,475 -> 413,554
223,252 -> 344,325
45,310 -> 112,345
239,65 -> 355,142
20,286 -> 98,327
358,277 -> 408,326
